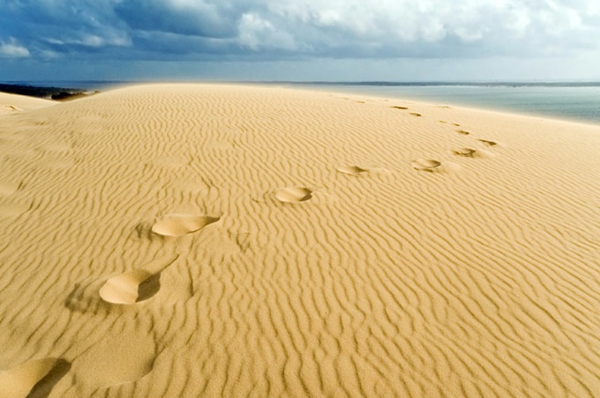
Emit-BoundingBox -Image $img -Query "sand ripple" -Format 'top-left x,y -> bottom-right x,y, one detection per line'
1,85 -> 599,397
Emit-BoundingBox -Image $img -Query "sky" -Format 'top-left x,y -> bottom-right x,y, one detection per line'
1,0 -> 600,82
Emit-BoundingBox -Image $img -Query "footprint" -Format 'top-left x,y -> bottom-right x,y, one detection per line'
3,105 -> 23,112
66,255 -> 180,312
456,129 -> 470,135
0,358 -> 70,398
0,181 -> 20,196
412,159 -> 442,172
0,202 -> 29,219
477,139 -> 498,146
337,166 -> 369,176
410,113 -> 422,117
452,148 -> 477,157
72,332 -> 156,390
391,106 -> 408,110
152,214 -> 220,237
99,255 -> 179,305
275,187 -> 313,203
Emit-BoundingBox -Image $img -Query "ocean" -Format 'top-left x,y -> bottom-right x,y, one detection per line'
294,83 -> 600,126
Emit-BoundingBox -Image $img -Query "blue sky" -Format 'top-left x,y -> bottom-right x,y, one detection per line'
1,0 -> 600,82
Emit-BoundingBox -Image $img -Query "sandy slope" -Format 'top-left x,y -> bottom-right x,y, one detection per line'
0,84 -> 599,397
0,92 -> 55,115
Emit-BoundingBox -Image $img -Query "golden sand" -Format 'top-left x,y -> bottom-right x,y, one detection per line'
0,84 -> 599,397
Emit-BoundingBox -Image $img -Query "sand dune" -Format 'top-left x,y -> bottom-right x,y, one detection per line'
0,92 -> 55,114
1,84 -> 600,397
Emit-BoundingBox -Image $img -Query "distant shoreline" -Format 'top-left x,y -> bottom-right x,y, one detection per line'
0,83 -> 95,101
4,80 -> 600,92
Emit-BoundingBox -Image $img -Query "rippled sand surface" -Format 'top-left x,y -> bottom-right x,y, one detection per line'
1,85 -> 599,397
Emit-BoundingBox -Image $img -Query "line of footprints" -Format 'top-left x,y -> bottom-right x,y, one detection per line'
0,105 -> 500,396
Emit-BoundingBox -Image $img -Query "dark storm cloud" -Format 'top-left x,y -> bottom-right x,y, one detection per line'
1,0 -> 599,62
114,0 -> 239,38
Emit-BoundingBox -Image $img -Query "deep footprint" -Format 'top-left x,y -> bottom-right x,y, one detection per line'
99,254 -> 179,305
0,181 -> 19,196
275,187 -> 313,203
152,214 -> 220,237
412,159 -> 442,172
73,332 -> 156,390
337,166 -> 369,176
452,148 -> 477,157
0,357 -> 70,398
477,139 -> 498,146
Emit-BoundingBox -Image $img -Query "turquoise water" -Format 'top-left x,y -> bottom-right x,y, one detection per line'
300,85 -> 600,125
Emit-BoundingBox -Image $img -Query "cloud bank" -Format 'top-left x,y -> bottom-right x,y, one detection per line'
0,38 -> 30,58
1,0 -> 599,63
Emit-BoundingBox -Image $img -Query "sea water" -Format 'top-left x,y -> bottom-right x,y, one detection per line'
299,84 -> 600,125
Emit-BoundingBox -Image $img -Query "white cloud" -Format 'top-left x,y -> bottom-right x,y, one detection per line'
45,32 -> 131,48
0,38 -> 30,58
262,0 -> 594,53
238,13 -> 298,51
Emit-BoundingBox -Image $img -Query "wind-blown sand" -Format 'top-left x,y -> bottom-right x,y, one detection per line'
0,84 -> 599,397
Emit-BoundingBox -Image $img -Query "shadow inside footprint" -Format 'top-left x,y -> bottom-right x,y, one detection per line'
275,187 -> 313,203
337,166 -> 369,176
28,359 -> 71,398
391,106 -> 408,110
152,214 -> 220,237
412,159 -> 442,172
0,358 -> 70,398
99,270 -> 161,305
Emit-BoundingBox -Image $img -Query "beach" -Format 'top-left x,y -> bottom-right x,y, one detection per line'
0,84 -> 599,397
